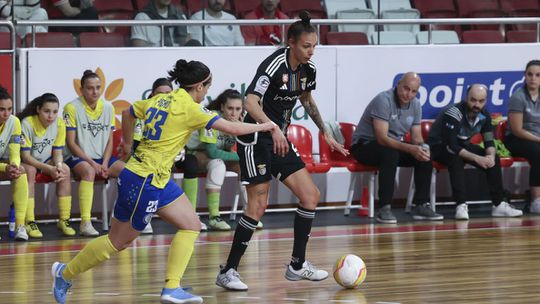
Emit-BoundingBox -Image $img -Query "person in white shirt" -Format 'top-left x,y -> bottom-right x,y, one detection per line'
189,0 -> 244,46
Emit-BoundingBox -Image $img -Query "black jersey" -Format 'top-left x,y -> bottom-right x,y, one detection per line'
238,47 -> 316,145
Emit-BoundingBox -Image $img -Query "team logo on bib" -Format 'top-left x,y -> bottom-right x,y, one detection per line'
257,164 -> 267,175
300,77 -> 307,90
255,75 -> 270,95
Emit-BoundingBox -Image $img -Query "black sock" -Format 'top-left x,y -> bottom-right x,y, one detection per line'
291,207 -> 315,270
222,215 -> 258,274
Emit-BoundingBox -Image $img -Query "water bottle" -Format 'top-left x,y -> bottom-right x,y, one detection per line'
8,203 -> 15,238
421,143 -> 430,152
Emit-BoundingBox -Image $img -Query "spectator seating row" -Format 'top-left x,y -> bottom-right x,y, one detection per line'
17,32 -> 128,48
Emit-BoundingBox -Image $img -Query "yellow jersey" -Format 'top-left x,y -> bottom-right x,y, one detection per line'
127,88 -> 220,188
21,115 -> 65,163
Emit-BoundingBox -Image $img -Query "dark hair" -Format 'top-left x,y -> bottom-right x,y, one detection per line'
525,60 -> 540,72
0,86 -> 11,100
287,10 -> 317,42
81,69 -> 100,87
207,89 -> 242,111
17,93 -> 59,121
167,59 -> 211,90
150,77 -> 173,97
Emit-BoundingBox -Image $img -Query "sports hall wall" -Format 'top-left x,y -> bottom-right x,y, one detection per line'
14,44 -> 534,215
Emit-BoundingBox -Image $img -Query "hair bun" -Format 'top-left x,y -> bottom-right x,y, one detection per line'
83,70 -> 94,76
298,10 -> 311,24
175,59 -> 189,72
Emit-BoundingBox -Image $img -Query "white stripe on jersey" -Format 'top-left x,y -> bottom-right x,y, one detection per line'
446,107 -> 463,121
265,53 -> 286,77
308,60 -> 316,71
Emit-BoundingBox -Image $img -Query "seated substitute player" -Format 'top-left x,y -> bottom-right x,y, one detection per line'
216,11 -> 348,291
63,70 -> 125,236
428,84 -> 522,220
0,86 -> 29,241
350,72 -> 442,224
51,59 -> 276,304
19,93 -> 75,238
185,89 -> 253,231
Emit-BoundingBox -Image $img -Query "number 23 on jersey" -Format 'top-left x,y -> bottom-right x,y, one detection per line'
143,107 -> 168,140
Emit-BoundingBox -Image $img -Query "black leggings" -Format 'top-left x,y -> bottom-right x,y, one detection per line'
432,143 -> 504,205
174,154 -> 199,178
505,134 -> 540,187
351,141 -> 432,208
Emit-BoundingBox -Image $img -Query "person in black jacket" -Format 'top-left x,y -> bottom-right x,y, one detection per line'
428,84 -> 523,220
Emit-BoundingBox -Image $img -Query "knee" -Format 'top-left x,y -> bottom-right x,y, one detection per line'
300,187 -> 320,209
110,237 -> 134,251
205,159 -> 226,190
380,147 -> 400,164
80,165 -> 96,181
63,164 -> 71,178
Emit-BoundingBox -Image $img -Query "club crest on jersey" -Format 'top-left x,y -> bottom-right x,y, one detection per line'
257,164 -> 267,175
300,77 -> 307,90
255,75 -> 270,95
282,73 -> 289,83
143,213 -> 153,225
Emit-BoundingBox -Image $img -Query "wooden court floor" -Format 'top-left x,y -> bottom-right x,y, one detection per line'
1,217 -> 540,304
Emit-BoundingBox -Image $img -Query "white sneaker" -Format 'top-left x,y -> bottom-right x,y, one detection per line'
141,222 -> 153,234
455,203 -> 469,220
79,221 -> 99,236
284,260 -> 328,281
256,221 -> 263,230
530,198 -> 540,214
14,225 -> 28,241
200,221 -> 207,232
492,201 -> 523,217
216,266 -> 248,291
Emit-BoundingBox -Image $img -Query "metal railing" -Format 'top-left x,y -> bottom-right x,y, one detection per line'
0,21 -> 17,109
13,17 -> 540,46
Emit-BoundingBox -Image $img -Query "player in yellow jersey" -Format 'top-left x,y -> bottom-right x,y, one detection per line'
63,70 -> 125,236
0,87 -> 29,241
51,59 -> 276,304
18,93 -> 75,238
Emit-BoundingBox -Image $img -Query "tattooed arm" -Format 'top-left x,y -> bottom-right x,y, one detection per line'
299,91 -> 349,156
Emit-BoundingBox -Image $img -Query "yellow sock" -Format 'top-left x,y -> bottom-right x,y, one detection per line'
58,196 -> 72,220
79,180 -> 94,222
13,174 -> 28,226
26,197 -> 35,223
164,230 -> 199,289
63,235 -> 118,280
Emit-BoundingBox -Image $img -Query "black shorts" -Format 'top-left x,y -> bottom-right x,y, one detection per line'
237,135 -> 305,184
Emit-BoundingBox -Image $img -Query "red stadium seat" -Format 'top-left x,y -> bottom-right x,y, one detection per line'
319,122 -> 377,217
280,0 -> 326,18
455,0 -> 500,17
93,0 -> 134,13
79,32 -> 127,47
469,10 -> 506,31
287,124 -> 331,173
412,0 -> 456,15
24,32 -> 76,48
326,32 -> 369,45
0,32 -> 21,49
507,30 -> 537,42
98,11 -> 133,37
420,10 -> 462,35
135,0 -> 183,11
500,0 -> 540,13
508,9 -> 540,31
462,30 -> 505,43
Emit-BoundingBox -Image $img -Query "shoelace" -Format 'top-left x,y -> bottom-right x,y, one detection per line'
62,220 -> 72,228
28,222 -> 39,231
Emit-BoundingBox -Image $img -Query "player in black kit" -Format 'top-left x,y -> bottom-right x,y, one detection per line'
216,10 -> 349,291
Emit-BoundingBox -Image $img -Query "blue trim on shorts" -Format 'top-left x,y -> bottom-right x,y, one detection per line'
113,169 -> 184,231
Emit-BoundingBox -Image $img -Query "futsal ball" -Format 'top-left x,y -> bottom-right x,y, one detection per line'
333,254 -> 367,289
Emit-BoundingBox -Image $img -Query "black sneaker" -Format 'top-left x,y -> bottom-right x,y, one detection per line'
376,205 -> 397,224
412,203 -> 444,220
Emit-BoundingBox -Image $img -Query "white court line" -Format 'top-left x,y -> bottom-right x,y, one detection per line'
236,296 -> 261,299
95,292 -> 120,296
283,298 -> 308,301
0,291 -> 25,294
